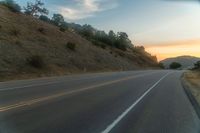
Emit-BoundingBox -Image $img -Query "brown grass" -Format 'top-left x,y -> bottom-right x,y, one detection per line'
0,5 -> 158,81
184,71 -> 200,105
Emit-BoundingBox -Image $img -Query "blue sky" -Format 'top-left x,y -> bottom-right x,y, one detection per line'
15,0 -> 200,59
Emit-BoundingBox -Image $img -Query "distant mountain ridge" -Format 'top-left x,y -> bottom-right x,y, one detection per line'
161,56 -> 200,69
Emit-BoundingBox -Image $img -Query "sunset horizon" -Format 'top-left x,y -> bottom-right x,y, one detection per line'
144,39 -> 200,61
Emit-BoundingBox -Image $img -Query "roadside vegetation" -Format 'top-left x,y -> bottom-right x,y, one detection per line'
169,62 -> 182,69
0,0 -> 159,81
183,60 -> 200,107
0,0 -> 137,51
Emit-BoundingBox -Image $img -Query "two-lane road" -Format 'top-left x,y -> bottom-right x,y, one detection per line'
0,70 -> 199,133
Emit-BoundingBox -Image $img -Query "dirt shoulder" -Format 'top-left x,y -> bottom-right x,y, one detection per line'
183,71 -> 200,105
183,71 -> 200,118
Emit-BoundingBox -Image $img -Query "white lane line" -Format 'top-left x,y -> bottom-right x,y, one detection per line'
101,72 -> 171,133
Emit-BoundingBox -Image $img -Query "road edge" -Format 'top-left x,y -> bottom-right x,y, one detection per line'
181,72 -> 200,119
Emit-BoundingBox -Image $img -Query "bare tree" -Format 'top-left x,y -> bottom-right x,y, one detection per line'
24,0 -> 48,17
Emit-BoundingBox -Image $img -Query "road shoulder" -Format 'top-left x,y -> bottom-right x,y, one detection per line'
182,71 -> 200,119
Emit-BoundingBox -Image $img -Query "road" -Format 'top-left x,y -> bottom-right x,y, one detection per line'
0,70 -> 199,133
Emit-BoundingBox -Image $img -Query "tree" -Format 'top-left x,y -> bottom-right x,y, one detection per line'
194,61 -> 200,69
108,30 -> 116,46
159,63 -> 165,69
169,62 -> 182,69
0,0 -> 21,13
39,15 -> 50,22
81,24 -> 94,38
51,14 -> 64,26
115,32 -> 132,51
24,0 -> 49,17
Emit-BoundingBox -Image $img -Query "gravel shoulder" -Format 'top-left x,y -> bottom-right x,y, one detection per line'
182,71 -> 200,118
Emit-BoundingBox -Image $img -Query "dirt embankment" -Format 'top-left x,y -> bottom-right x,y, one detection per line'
183,71 -> 200,105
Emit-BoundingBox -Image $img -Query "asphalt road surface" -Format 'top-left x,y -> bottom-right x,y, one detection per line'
0,70 -> 200,133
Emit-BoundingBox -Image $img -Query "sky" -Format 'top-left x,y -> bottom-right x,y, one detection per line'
16,0 -> 200,61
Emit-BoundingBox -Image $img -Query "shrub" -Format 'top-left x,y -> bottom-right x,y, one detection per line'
27,55 -> 46,69
194,61 -> 200,70
15,40 -> 22,46
10,28 -> 20,36
59,27 -> 66,32
66,42 -> 76,51
0,0 -> 21,13
92,40 -> 106,49
39,15 -> 50,23
115,42 -> 127,51
37,27 -> 45,34
158,62 -> 165,69
169,62 -> 182,69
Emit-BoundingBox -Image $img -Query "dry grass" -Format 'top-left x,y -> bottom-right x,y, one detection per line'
184,71 -> 200,105
0,5 -> 158,81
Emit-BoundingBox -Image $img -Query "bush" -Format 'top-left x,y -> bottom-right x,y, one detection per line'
59,27 -> 66,32
10,28 -> 20,36
37,27 -> 45,34
0,0 -> 21,13
39,15 -> 50,23
169,62 -> 182,69
15,40 -> 22,46
194,61 -> 200,70
27,55 -> 46,69
66,42 -> 76,51
115,41 -> 127,51
158,62 -> 165,69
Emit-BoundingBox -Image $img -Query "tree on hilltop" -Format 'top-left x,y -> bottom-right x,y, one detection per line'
24,0 -> 49,17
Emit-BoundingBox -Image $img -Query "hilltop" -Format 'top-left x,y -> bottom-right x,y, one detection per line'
0,4 -> 158,81
161,56 -> 200,69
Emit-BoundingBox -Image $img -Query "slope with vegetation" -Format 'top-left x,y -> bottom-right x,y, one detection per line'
0,0 -> 158,81
183,61 -> 200,112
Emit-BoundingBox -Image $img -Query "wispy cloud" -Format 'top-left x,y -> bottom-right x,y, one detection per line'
57,0 -> 118,20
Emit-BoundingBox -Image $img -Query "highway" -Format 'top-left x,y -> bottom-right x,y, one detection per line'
0,70 -> 199,133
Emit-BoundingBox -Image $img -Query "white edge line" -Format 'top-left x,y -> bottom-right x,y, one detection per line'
101,72 -> 171,133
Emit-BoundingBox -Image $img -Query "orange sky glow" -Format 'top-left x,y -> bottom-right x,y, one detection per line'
145,39 -> 200,61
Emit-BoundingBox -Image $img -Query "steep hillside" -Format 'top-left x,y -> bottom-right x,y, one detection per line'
0,5 -> 158,81
161,56 -> 200,69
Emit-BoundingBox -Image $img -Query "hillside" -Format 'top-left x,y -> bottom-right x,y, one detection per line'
161,56 -> 200,69
0,5 -> 158,81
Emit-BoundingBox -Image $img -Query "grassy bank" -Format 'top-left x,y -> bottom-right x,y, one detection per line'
183,71 -> 200,105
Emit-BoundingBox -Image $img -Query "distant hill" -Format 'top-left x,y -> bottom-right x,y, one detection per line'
0,5 -> 158,81
160,56 -> 200,69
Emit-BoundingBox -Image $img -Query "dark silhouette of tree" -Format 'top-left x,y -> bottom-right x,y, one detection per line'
39,15 -> 50,22
108,30 -> 116,47
170,62 -> 182,69
159,63 -> 165,69
194,61 -> 200,69
114,32 -> 132,51
24,0 -> 48,17
51,14 -> 64,26
81,24 -> 95,38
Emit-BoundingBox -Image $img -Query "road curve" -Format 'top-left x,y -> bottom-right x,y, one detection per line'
0,70 -> 199,133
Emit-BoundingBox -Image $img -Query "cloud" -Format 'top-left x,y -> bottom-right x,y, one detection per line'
57,0 -> 118,20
